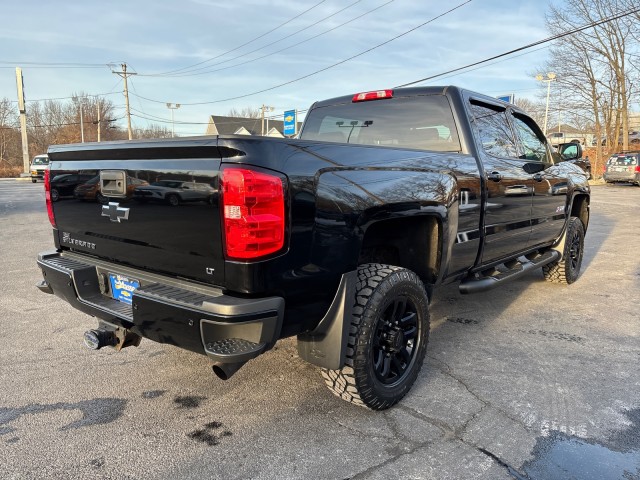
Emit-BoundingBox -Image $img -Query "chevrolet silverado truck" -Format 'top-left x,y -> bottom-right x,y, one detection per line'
36,86 -> 590,410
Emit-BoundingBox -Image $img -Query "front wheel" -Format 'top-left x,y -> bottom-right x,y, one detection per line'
543,217 -> 585,284
32,178 -> 37,183
166,194 -> 180,206
321,263 -> 430,410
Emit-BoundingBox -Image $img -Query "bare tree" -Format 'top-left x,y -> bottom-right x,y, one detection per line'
227,106 -> 261,118
0,98 -> 20,169
133,124 -> 173,139
542,0 -> 639,174
514,98 -> 546,127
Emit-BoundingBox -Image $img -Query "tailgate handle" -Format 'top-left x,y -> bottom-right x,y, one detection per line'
100,170 -> 127,197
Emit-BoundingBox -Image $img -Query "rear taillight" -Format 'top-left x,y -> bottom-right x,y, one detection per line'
220,167 -> 285,260
635,165 -> 640,173
44,169 -> 56,228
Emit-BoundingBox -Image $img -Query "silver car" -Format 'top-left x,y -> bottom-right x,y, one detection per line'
603,152 -> 640,185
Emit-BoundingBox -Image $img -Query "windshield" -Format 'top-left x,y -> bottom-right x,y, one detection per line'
32,156 -> 49,165
300,95 -> 461,152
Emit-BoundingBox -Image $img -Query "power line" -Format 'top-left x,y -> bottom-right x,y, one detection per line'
0,60 -> 109,67
395,5 -> 640,87
140,0 -> 394,79
6,91 -> 121,104
129,1 -> 474,106
156,0 -> 328,76
149,1 -> 364,77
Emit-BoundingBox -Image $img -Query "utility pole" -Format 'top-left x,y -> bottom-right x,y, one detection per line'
15,67 -> 30,174
97,102 -> 101,142
166,103 -> 181,137
79,104 -> 85,143
112,63 -> 136,140
260,104 -> 274,136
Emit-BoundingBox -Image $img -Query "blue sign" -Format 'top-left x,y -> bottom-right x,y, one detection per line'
283,110 -> 296,136
496,94 -> 515,103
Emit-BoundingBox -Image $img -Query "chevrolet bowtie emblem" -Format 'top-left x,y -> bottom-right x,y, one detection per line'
101,202 -> 130,223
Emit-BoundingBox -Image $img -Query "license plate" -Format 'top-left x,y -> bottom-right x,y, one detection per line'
109,274 -> 139,304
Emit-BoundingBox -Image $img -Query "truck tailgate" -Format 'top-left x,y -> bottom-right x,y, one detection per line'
47,140 -> 225,286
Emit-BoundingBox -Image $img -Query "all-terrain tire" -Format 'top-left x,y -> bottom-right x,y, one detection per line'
543,217 -> 585,284
321,263 -> 430,410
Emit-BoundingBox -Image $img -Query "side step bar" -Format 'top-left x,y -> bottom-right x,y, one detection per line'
459,250 -> 560,294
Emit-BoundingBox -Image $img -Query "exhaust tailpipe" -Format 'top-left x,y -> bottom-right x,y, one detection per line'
83,329 -> 117,350
212,361 -> 246,380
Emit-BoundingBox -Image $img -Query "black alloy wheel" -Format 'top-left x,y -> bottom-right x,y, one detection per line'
372,295 -> 420,386
321,263 -> 430,410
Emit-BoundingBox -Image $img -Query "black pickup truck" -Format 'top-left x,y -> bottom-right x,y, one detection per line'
37,86 -> 590,410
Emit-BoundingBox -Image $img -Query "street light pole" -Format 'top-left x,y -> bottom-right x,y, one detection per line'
536,72 -> 556,135
260,104 -> 274,136
166,103 -> 181,137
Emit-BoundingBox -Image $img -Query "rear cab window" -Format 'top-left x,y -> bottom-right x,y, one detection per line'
300,95 -> 462,153
607,154 -> 638,166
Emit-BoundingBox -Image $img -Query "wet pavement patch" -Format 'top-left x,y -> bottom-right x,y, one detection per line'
519,329 -> 585,344
174,395 -> 207,409
187,421 -> 232,446
142,390 -> 166,399
0,398 -> 127,435
447,317 -> 479,325
523,431 -> 640,479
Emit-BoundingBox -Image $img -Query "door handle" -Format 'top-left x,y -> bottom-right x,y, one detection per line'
533,173 -> 543,182
487,171 -> 502,182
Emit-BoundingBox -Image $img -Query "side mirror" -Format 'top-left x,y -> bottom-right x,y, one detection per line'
557,142 -> 582,160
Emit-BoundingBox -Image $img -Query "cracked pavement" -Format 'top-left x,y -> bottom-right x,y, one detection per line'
1,181 -> 639,479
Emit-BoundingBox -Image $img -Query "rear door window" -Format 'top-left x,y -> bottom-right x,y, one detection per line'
468,101 -> 518,158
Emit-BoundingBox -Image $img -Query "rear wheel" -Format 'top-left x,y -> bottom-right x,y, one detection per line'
31,178 -> 37,183
543,217 -> 585,284
50,188 -> 59,202
321,263 -> 430,410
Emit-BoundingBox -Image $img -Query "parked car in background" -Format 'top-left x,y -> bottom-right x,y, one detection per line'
29,154 -> 49,182
603,151 -> 640,185
74,175 -> 148,203
133,180 -> 215,206
548,132 -> 586,146
50,173 -> 96,201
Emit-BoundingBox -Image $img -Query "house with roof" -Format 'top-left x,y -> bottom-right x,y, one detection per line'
205,115 -> 300,137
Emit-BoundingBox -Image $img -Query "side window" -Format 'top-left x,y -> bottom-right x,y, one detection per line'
512,114 -> 549,162
469,101 -> 517,158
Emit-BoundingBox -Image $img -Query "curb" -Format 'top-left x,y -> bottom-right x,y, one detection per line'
0,177 -> 32,181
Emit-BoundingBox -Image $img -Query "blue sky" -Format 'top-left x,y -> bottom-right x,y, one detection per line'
0,0 -> 556,135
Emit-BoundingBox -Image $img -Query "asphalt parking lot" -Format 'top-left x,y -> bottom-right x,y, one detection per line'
0,179 -> 638,480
